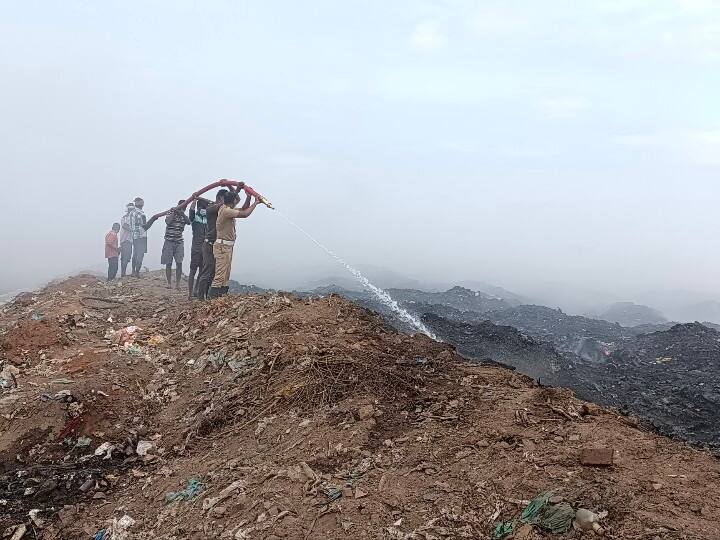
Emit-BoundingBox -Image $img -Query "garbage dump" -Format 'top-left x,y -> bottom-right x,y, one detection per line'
0,273 -> 719,538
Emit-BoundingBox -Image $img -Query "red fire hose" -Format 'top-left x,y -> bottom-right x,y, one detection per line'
148,179 -> 273,222
221,179 -> 274,210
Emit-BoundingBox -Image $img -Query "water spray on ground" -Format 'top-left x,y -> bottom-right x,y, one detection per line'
277,211 -> 437,339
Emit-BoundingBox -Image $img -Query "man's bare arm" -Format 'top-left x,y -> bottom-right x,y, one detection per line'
241,194 -> 251,210
230,181 -> 246,195
229,199 -> 261,219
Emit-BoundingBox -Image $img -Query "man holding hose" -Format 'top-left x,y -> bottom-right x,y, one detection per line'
187,198 -> 209,299
196,189 -> 228,299
161,200 -> 191,289
197,183 -> 245,299
208,189 -> 262,298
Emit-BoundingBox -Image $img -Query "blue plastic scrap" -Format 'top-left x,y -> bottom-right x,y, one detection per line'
165,478 -> 204,503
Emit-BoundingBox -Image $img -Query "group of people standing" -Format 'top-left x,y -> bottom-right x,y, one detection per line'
104,183 -> 261,299
104,197 -> 148,281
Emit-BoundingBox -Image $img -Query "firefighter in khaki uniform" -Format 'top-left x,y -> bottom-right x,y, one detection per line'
208,190 -> 262,298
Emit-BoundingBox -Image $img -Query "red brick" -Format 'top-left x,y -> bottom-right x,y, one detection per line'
580,448 -> 615,466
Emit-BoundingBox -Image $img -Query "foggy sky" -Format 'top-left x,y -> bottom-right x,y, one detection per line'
1,1 -> 720,311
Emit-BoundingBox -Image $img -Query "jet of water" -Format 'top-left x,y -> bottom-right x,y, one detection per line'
277,211 -> 437,340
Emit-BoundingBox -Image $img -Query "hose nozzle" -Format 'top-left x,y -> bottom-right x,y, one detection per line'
258,196 -> 274,209
243,185 -> 274,210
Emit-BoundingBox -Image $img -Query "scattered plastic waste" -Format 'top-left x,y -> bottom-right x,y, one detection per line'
208,352 -> 228,369
493,522 -> 513,539
95,514 -> 135,540
165,478 -> 204,503
317,486 -> 343,506
94,442 -> 115,460
28,509 -> 44,528
135,440 -> 154,456
0,364 -> 20,389
123,343 -> 145,356
227,358 -> 255,375
493,492 -> 576,538
202,480 -> 245,511
9,524 -> 27,540
535,502 -> 576,534
574,508 -> 607,534
30,312 -> 44,321
55,388 -> 73,399
80,478 -> 95,492
192,352 -> 256,372
148,334 -> 165,346
108,325 -> 141,345
75,436 -> 92,448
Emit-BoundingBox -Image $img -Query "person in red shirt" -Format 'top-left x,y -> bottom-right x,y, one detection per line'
105,223 -> 121,281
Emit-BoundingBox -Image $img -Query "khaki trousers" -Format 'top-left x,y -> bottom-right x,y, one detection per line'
211,243 -> 233,288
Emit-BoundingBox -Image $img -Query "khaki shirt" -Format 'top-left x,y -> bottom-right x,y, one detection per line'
216,205 -> 242,241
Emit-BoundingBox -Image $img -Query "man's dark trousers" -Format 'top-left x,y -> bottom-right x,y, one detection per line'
196,241 -> 216,299
107,257 -> 119,281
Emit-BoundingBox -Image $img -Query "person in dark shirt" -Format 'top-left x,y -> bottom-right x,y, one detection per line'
196,184 -> 244,299
195,189 -> 227,300
161,200 -> 191,289
187,198 -> 209,299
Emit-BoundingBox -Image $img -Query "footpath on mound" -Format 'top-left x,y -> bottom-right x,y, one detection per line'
0,273 -> 719,539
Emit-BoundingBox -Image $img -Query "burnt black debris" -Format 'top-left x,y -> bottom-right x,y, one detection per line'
563,323 -> 720,450
595,301 -> 668,327
425,313 -> 720,451
421,313 -> 569,382
386,286 -> 514,313
483,305 -> 634,355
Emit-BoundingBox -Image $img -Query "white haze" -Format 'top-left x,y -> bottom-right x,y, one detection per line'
1,1 -> 720,318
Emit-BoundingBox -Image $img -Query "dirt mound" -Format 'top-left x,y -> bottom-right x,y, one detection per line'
0,319 -> 70,365
161,293 -> 446,449
1,274 -> 720,539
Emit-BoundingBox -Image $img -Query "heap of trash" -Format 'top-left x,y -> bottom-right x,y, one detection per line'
1,272 -> 719,539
